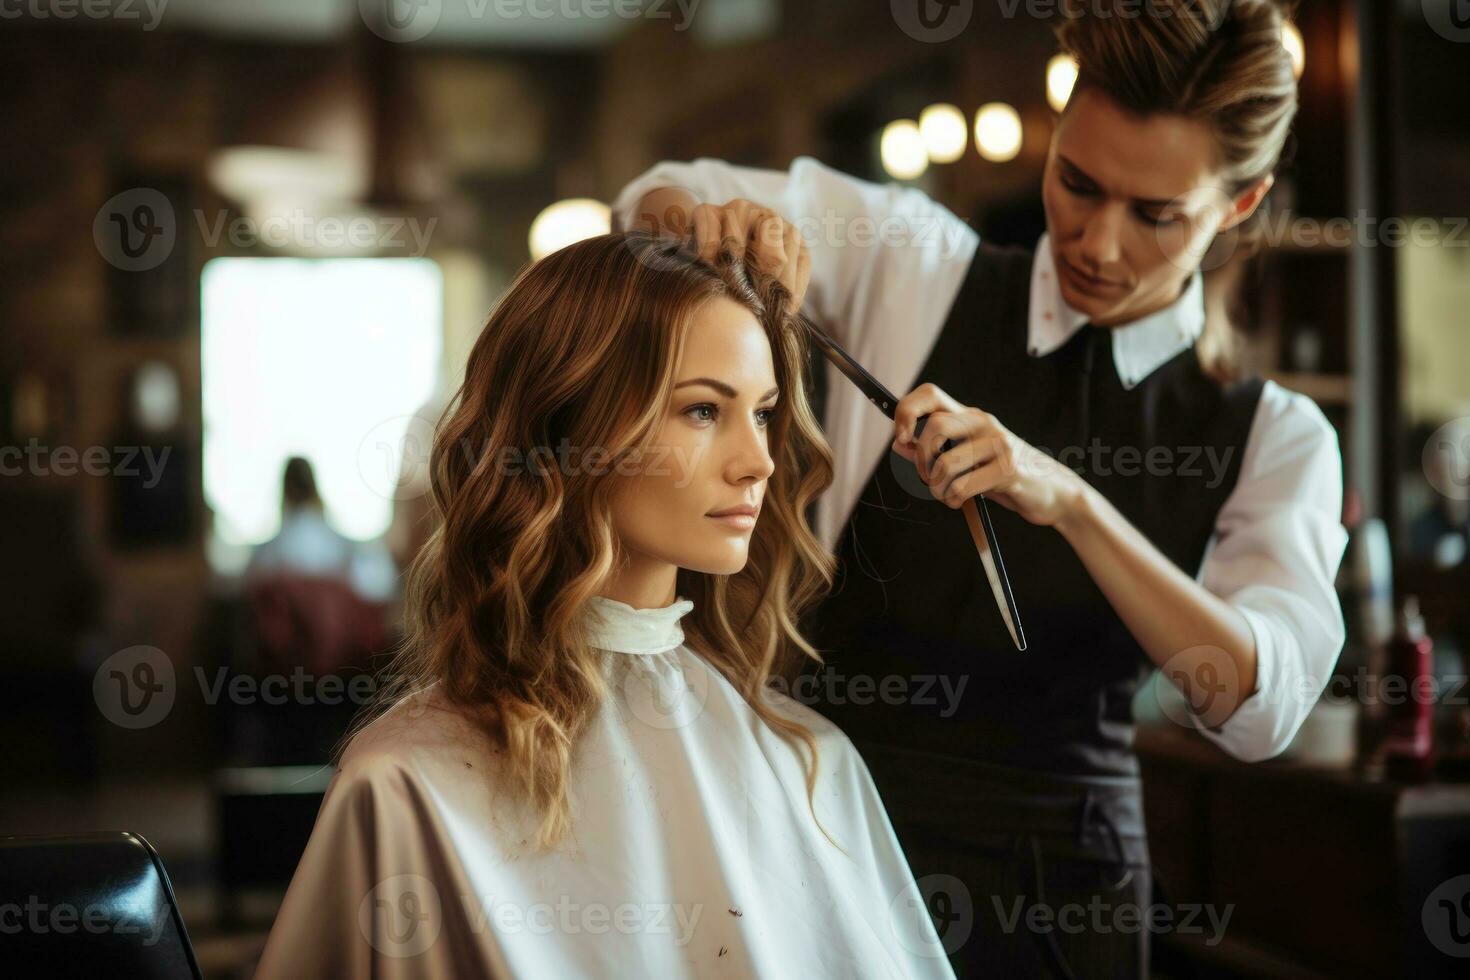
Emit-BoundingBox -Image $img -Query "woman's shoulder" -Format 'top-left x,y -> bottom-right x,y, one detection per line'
756,679 -> 860,751
749,681 -> 905,800
328,688 -> 549,854
336,684 -> 502,787
678,648 -> 855,748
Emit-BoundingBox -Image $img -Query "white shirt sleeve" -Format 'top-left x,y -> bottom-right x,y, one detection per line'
1190,380 -> 1350,762
611,157 -> 979,550
610,156 -> 976,351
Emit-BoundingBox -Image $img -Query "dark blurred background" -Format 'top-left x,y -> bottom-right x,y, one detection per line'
2,1 -> 1469,976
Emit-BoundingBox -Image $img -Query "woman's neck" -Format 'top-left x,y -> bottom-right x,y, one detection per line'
598,555 -> 679,610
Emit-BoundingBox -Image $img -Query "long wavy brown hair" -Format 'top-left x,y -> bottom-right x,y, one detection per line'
340,231 -> 840,851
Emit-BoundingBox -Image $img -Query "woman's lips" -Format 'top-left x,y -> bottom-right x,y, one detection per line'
1060,255 -> 1122,295
707,513 -> 757,530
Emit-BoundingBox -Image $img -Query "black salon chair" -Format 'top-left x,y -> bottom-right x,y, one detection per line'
0,831 -> 202,979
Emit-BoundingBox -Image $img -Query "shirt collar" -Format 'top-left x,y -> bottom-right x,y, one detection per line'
583,594 -> 694,655
1027,232 -> 1205,389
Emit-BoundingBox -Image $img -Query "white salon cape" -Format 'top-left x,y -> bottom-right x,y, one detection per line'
254,594 -> 957,979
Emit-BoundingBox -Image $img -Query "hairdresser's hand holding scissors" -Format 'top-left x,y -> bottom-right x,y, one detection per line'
628,189 -> 811,315
893,379 -> 1258,709
891,383 -> 1086,531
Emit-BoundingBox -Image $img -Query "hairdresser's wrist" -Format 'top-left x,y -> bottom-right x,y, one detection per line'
1052,469 -> 1100,542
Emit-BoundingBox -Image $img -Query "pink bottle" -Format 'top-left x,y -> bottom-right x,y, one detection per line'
1383,596 -> 1435,782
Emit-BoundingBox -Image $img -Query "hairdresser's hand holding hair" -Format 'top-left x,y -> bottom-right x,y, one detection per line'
628,186 -> 812,316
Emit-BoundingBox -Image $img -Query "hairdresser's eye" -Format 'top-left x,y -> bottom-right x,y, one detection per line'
1061,174 -> 1096,197
1135,208 -> 1182,228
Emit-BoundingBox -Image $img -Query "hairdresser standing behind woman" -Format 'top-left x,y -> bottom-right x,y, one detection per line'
615,2 -> 1347,976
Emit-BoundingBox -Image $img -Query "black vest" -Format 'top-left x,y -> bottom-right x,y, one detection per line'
799,241 -> 1265,777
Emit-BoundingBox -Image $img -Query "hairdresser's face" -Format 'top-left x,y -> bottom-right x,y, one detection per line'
610,296 -> 777,583
1042,87 -> 1265,327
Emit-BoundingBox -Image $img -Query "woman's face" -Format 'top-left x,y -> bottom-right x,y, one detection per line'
1041,86 -> 1267,326
610,295 -> 778,584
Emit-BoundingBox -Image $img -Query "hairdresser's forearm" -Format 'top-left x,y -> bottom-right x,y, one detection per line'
1055,478 -> 1258,722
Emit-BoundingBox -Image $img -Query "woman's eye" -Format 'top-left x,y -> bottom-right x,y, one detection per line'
1062,176 -> 1095,197
684,403 -> 778,426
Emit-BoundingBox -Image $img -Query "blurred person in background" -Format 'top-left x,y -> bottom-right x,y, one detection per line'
246,455 -> 397,603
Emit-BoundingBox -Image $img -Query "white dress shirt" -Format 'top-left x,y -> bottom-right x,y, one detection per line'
613,156 -> 1349,764
256,594 -> 958,978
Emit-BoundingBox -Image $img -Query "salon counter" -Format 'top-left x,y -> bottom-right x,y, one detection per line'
1136,722 -> 1470,978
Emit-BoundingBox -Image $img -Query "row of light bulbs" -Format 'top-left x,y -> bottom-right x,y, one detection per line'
879,24 -> 1305,181
529,26 -> 1306,257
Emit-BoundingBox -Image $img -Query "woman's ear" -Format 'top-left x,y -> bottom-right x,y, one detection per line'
1220,173 -> 1274,231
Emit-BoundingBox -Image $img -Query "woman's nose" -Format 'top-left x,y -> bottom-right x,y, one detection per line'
725,418 -> 775,484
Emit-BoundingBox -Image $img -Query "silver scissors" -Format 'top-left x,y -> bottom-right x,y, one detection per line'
803,318 -> 1027,652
